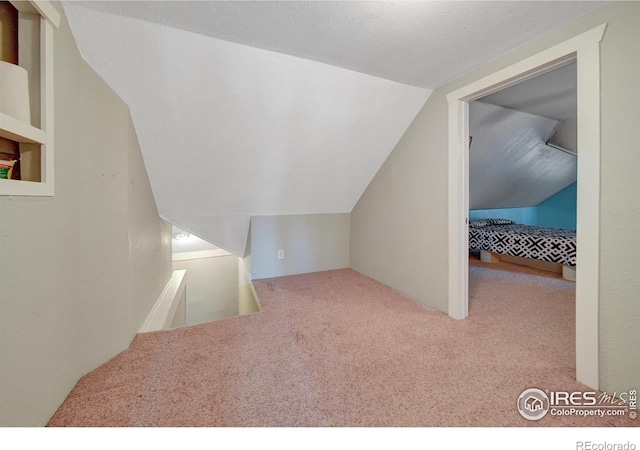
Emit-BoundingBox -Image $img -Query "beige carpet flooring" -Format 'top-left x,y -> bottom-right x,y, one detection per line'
47,266 -> 639,427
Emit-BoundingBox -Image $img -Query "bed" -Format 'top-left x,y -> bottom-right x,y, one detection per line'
468,219 -> 576,280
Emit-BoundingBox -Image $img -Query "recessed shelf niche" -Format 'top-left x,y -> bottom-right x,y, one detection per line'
0,0 -> 59,196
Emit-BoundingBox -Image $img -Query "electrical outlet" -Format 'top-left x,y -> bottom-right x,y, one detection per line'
277,249 -> 285,260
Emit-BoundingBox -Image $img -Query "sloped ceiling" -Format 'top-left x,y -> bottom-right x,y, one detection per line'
171,225 -> 221,254
61,2 -> 600,254
469,101 -> 577,209
480,61 -> 578,155
470,62 -> 578,210
480,62 -> 577,121
62,4 -> 430,255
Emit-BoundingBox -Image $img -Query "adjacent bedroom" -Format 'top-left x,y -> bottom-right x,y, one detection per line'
466,61 -> 579,370
468,61 -> 578,282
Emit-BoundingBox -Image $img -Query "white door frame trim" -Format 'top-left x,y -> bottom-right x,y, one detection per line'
446,24 -> 607,390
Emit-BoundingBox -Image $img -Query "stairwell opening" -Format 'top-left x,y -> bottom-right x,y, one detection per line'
171,225 -> 259,326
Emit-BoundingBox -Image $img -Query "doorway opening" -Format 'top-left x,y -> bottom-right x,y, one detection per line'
467,61 -> 578,381
469,60 -> 577,274
446,24 -> 606,390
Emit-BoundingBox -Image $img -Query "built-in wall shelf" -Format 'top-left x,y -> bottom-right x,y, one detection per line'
0,177 -> 50,196
0,111 -> 46,144
0,1 -> 58,197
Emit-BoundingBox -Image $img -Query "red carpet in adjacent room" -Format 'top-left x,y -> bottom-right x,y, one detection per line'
47,267 -> 638,427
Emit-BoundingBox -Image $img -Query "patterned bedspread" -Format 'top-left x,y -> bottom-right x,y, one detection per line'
469,224 -> 576,267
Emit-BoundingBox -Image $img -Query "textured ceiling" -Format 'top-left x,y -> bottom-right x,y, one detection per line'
62,1 -> 597,255
470,101 -> 577,209
68,1 -> 603,89
479,62 -> 577,121
472,62 -> 578,206
479,61 -> 578,154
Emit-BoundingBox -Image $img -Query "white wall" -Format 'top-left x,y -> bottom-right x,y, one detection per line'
350,2 -> 639,394
0,4 -> 171,426
251,214 -> 349,280
172,254 -> 239,325
238,258 -> 260,316
129,127 -> 173,329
